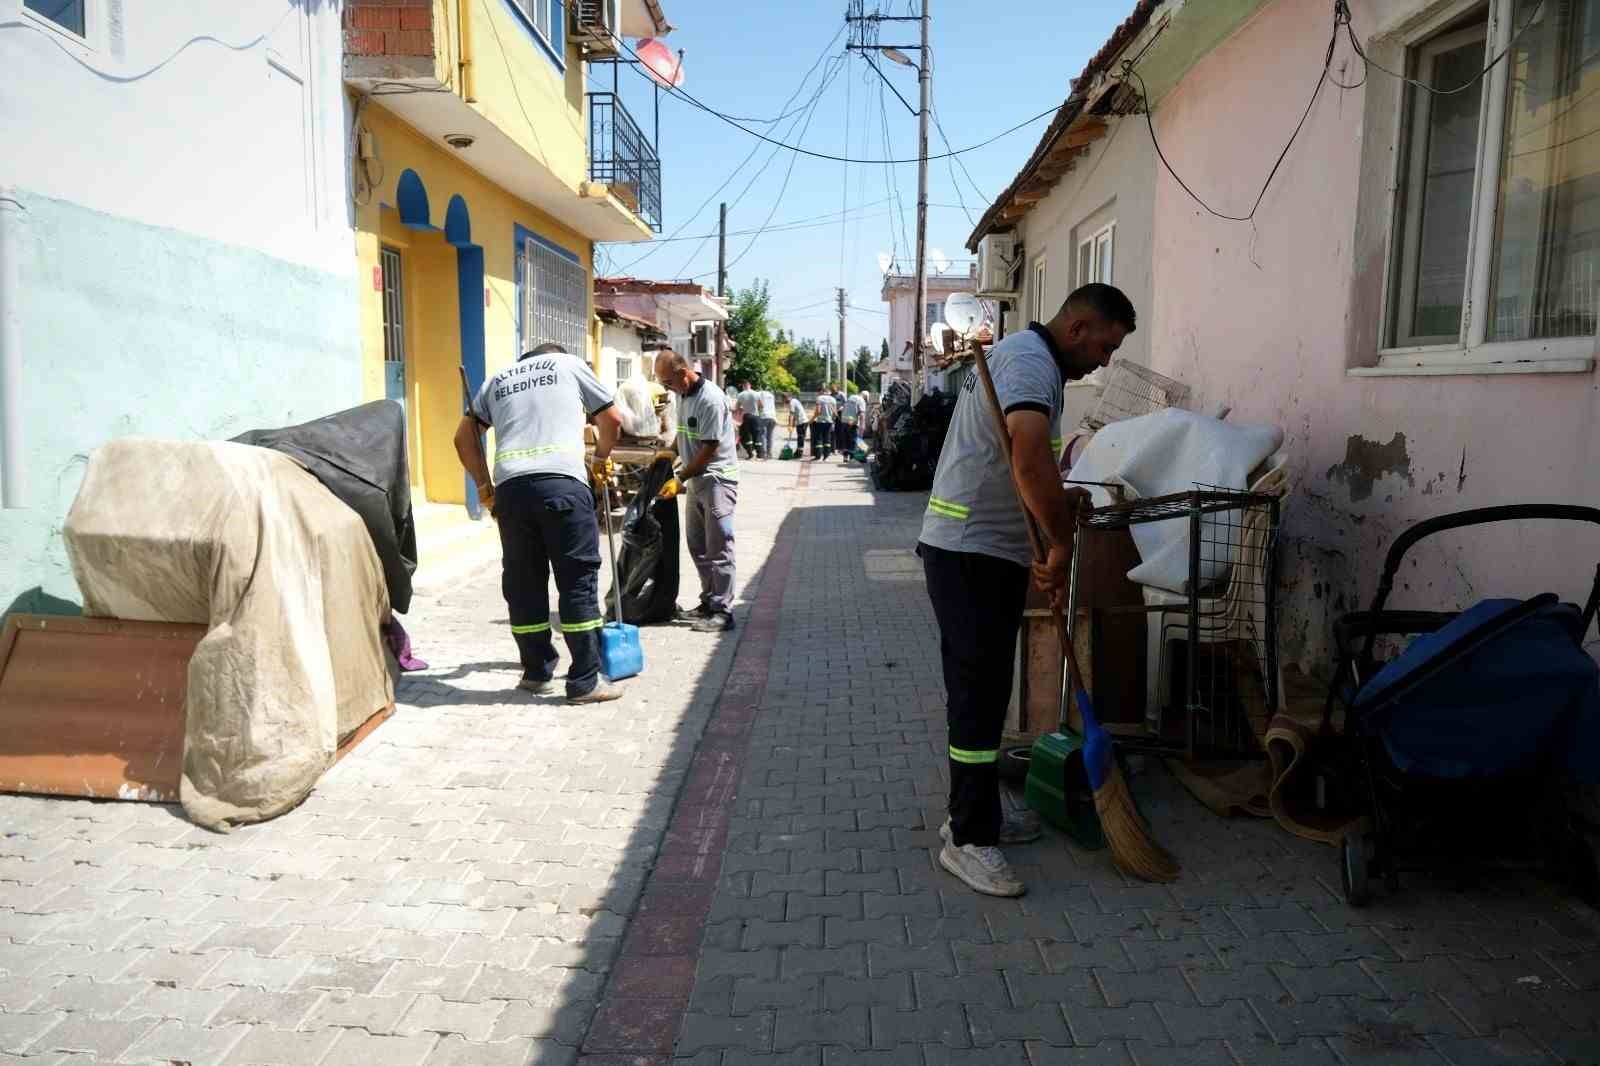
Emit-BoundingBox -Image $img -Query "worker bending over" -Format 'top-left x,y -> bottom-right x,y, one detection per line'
918,284 -> 1137,896
454,342 -> 624,704
654,348 -> 740,633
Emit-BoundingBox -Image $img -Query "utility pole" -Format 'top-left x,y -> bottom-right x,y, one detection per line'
910,0 -> 930,403
716,202 -> 728,298
837,287 -> 847,391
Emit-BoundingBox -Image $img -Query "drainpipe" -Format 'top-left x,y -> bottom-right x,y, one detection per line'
0,187 -> 24,509
456,0 -> 475,103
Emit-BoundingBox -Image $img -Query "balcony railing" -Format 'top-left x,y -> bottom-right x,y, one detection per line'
587,93 -> 662,233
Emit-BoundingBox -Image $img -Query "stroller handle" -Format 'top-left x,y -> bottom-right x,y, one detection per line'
1366,504 -> 1600,670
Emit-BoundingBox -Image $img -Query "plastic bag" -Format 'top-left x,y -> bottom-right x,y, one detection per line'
616,377 -> 661,438
604,456 -> 681,625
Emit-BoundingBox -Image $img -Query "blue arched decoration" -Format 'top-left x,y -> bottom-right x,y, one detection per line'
444,194 -> 472,246
443,195 -> 487,520
395,169 -> 432,229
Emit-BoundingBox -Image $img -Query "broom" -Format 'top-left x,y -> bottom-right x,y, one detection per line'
971,342 -> 1180,884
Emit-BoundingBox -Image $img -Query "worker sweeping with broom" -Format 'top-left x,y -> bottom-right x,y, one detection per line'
918,283 -> 1175,895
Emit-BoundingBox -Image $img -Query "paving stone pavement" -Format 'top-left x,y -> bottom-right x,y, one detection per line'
665,461 -> 1600,1066
0,457 -> 799,1066
4,456 -> 1600,1066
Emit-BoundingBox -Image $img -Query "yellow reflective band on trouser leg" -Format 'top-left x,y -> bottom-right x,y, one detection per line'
948,746 -> 999,765
557,618 -> 605,634
510,623 -> 551,634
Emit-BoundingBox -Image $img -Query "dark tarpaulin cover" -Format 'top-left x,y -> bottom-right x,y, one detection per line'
232,401 -> 418,614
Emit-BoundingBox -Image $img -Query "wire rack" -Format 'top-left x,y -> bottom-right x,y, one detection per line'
1069,487 -> 1280,760
1082,360 -> 1192,431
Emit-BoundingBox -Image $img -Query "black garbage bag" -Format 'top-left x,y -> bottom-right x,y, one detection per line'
870,385 -> 957,491
232,400 -> 418,614
604,456 -> 681,625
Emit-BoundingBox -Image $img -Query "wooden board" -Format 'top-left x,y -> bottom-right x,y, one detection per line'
0,615 -> 202,801
0,614 -> 393,804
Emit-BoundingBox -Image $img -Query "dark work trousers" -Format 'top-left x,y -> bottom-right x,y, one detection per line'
837,420 -> 857,457
811,421 -> 833,459
793,421 -> 809,456
495,474 -> 603,697
919,541 -> 1030,848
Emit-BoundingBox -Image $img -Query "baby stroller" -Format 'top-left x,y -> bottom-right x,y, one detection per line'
1324,505 -> 1600,906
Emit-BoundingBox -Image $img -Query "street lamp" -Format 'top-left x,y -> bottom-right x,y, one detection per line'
881,46 -> 915,68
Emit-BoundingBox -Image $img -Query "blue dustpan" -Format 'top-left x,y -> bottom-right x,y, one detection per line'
599,485 -> 644,681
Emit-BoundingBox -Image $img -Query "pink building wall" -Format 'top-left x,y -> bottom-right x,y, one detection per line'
1146,0 -> 1600,672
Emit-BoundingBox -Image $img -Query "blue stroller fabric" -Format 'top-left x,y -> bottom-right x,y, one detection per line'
1355,598 -> 1600,784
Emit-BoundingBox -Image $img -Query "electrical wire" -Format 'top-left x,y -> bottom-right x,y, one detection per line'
0,7 -> 295,82
674,54 -> 845,280
610,201 -> 893,246
617,37 -> 1057,164
1341,0 -> 1547,97
1123,4 -> 1341,224
839,47 -> 853,287
608,36 -> 847,274
875,74 -> 911,268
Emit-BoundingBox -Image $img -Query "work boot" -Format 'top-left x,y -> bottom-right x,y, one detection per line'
673,603 -> 712,623
940,812 -> 1041,847
517,676 -> 557,696
938,841 -> 1025,897
690,611 -> 735,633
568,678 -> 623,704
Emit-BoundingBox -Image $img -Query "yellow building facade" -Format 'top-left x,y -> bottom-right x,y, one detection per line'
345,0 -> 665,505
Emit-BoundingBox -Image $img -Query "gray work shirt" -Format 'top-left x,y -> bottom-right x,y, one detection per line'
735,388 -> 762,415
918,324 -> 1070,568
471,350 -> 613,487
675,377 -> 739,488
813,393 -> 838,423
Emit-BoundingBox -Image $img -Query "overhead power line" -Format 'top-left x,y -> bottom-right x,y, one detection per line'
617,37 -> 1056,164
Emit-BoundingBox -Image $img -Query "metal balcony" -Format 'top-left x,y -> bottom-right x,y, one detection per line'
587,92 -> 661,233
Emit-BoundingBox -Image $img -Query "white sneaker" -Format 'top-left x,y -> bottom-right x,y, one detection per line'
940,812 -> 1042,847
938,842 -> 1025,897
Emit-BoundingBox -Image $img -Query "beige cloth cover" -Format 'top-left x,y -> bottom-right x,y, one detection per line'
63,439 -> 393,829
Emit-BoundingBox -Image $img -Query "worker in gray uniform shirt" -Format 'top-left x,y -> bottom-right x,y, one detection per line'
455,342 -> 625,703
653,348 -> 739,633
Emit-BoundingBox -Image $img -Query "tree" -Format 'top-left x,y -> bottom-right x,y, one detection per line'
851,345 -> 874,391
781,338 -> 826,392
880,338 -> 890,364
725,281 -> 781,389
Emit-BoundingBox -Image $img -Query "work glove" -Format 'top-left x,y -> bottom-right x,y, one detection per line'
658,476 -> 682,500
588,456 -> 616,488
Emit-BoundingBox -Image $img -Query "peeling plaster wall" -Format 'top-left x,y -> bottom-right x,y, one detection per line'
1147,0 -> 1600,674
0,193 -> 361,618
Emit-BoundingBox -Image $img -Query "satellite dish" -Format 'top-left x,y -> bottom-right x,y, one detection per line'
876,252 -> 892,274
944,292 -> 982,336
636,39 -> 685,88
929,248 -> 951,275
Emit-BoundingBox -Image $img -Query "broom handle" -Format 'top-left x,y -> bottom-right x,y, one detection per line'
602,483 -> 623,628
969,342 -> 1086,689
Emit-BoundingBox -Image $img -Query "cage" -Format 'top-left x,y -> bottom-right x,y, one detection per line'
1082,360 -> 1192,431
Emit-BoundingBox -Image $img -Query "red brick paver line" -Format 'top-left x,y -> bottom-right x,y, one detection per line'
581,462 -> 807,1062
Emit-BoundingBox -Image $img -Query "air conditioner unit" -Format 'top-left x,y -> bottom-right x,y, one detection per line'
976,231 -> 1020,298
571,0 -> 622,58
691,322 -> 713,357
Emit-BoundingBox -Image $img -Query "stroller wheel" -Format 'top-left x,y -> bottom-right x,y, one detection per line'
1341,830 -> 1372,907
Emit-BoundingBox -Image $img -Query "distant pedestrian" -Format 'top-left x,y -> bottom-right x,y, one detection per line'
656,348 -> 740,633
758,386 -> 778,461
785,393 -> 808,457
811,390 -> 837,460
832,386 -> 852,458
840,388 -> 864,461
734,379 -> 763,459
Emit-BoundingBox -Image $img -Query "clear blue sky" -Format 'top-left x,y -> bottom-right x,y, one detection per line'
591,0 -> 1135,361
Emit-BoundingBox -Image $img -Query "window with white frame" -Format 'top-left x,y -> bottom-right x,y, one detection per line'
1030,255 -> 1048,322
511,0 -> 565,60
925,301 -> 943,328
1387,0 -> 1600,360
521,235 -> 587,359
24,0 -> 85,38
614,354 -> 636,383
1077,222 -> 1115,286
